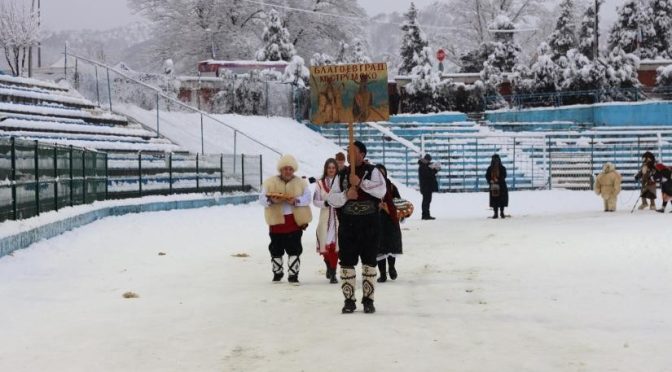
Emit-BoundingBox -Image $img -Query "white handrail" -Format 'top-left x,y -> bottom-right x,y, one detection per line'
64,52 -> 283,156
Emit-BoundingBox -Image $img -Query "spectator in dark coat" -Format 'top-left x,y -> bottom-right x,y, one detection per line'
485,154 -> 509,219
418,154 -> 439,220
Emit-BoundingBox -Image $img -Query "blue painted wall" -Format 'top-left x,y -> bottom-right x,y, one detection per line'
391,112 -> 468,124
486,102 -> 672,126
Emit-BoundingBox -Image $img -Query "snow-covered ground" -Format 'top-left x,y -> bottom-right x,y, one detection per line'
1,189 -> 670,372
117,105 -> 345,178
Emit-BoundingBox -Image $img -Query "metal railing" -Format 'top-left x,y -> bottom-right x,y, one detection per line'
419,132 -> 672,192
485,87 -> 646,111
0,137 -> 261,223
63,51 -> 283,159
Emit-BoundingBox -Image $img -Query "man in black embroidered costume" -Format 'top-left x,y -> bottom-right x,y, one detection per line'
327,141 -> 387,314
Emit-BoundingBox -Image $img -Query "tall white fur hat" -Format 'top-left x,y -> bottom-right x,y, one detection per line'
277,154 -> 299,172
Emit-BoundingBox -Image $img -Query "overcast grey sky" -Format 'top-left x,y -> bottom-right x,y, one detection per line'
39,0 -> 620,31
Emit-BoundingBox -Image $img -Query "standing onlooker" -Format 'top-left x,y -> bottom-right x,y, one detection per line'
635,151 -> 657,210
595,162 -> 622,212
375,164 -> 403,283
259,155 -> 313,284
418,154 -> 439,220
485,154 -> 509,219
654,164 -> 672,213
335,152 -> 347,172
313,158 -> 340,284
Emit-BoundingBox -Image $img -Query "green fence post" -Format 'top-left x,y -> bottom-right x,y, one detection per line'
512,137 -> 517,190
82,149 -> 87,204
156,92 -> 160,138
548,137 -> 553,190
233,131 -> 237,174
69,145 -> 74,207
196,154 -> 200,191
54,145 -> 58,211
259,155 -> 263,189
220,154 -> 224,194
169,153 -> 173,195
10,137 -> 17,220
475,138 -> 480,192
104,152 -> 109,200
405,148 -> 409,185
241,154 -> 246,189
138,152 -> 142,197
34,140 -> 40,216
448,142 -> 452,192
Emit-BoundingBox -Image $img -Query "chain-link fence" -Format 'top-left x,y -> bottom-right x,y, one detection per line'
0,137 -> 262,223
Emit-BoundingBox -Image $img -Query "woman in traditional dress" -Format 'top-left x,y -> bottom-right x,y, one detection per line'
375,164 -> 403,283
313,158 -> 339,283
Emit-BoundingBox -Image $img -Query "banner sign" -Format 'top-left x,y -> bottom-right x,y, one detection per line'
309,63 -> 389,125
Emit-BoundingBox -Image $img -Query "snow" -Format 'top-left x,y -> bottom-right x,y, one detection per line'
0,118 -> 155,138
0,74 -> 67,92
0,86 -> 95,107
0,102 -> 127,122
0,189 -> 671,371
117,105 -> 346,178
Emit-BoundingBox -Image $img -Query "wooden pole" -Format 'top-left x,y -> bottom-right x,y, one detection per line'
348,121 -> 356,179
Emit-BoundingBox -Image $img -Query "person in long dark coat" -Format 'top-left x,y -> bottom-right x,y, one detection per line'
418,154 -> 439,220
635,151 -> 657,211
374,164 -> 403,283
485,154 -> 509,219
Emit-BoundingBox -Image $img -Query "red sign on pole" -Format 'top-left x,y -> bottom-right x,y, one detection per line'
436,49 -> 446,62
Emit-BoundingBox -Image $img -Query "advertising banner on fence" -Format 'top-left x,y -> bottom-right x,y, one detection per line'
309,63 -> 389,125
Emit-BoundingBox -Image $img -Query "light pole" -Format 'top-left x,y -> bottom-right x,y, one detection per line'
593,0 -> 600,60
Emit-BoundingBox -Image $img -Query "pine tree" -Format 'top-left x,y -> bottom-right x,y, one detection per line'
405,46 -> 441,113
651,0 -> 672,57
256,9 -> 296,62
399,2 -> 429,75
351,38 -> 371,64
335,41 -> 350,64
608,0 -> 656,58
488,15 -> 521,73
604,47 -> 640,89
459,42 -> 496,73
578,0 -> 602,60
530,42 -> 560,93
559,49 -> 607,93
548,0 -> 577,61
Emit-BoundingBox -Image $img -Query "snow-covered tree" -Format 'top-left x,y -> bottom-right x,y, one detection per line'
0,1 -> 40,76
163,59 -> 174,75
487,15 -> 521,73
480,54 -> 504,102
529,42 -> 560,93
651,0 -> 672,57
459,42 -> 496,73
283,55 -> 309,87
405,46 -> 441,113
351,38 -> 371,64
256,9 -> 295,62
548,0 -> 577,62
399,3 -> 429,75
604,47 -> 640,89
335,41 -> 350,64
310,53 -> 334,66
559,49 -> 607,93
578,0 -> 602,60
608,0 -> 657,58
655,64 -> 672,89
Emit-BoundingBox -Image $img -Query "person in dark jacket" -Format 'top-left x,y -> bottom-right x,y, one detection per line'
418,154 -> 439,220
374,164 -> 403,283
654,163 -> 672,213
635,151 -> 657,211
485,154 -> 509,219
